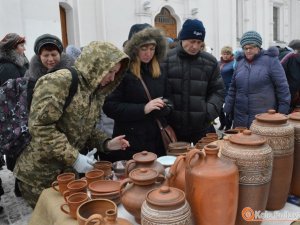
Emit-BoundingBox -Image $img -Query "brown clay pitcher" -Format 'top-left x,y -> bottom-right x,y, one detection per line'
141,186 -> 192,225
120,168 -> 164,224
185,144 -> 239,225
221,129 -> 273,225
289,112 -> 300,197
125,151 -> 165,177
250,109 -> 294,210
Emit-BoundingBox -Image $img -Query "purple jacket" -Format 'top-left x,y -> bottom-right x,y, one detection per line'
224,47 -> 291,128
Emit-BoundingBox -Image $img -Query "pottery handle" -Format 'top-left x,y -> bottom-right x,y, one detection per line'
125,159 -> 136,177
63,190 -> 71,202
60,203 -> 70,215
186,148 -> 206,170
156,174 -> 166,183
167,155 -> 185,180
51,181 -> 59,192
85,214 -> 104,225
119,178 -> 132,196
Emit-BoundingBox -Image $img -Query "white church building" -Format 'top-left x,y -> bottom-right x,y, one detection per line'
0,0 -> 299,58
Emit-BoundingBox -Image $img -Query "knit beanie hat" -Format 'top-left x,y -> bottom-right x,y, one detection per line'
221,46 -> 233,54
66,45 -> 81,60
34,34 -> 64,55
0,33 -> 25,50
179,19 -> 206,41
288,39 -> 300,51
240,31 -> 262,48
128,23 -> 152,40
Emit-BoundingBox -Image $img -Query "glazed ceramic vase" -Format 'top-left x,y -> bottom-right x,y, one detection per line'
141,186 -> 192,225
120,168 -> 164,224
288,112 -> 300,197
250,109 -> 294,210
125,151 -> 165,177
221,130 -> 273,225
185,144 -> 239,225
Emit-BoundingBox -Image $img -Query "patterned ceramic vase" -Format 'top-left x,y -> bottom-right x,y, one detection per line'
250,109 -> 294,210
221,129 -> 273,225
141,186 -> 192,225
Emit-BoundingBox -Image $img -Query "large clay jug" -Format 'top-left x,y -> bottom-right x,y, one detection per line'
288,112 -> 300,197
221,130 -> 273,225
166,154 -> 186,191
250,109 -> 294,210
125,151 -> 165,177
141,186 -> 193,225
185,144 -> 239,225
120,168 -> 164,224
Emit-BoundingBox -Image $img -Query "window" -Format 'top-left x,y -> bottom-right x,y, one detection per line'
273,7 -> 279,41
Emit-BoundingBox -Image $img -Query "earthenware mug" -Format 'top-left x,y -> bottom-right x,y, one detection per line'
60,192 -> 89,219
51,172 -> 75,195
63,179 -> 87,201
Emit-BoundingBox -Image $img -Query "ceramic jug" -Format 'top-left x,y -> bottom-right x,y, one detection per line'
221,129 -> 273,225
120,168 -> 164,224
141,186 -> 192,225
250,109 -> 294,210
185,144 -> 239,225
125,151 -> 165,177
288,112 -> 300,197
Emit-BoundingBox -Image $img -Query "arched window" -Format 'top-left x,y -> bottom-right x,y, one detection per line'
155,8 -> 177,39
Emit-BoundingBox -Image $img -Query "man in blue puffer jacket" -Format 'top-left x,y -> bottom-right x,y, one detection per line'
224,31 -> 290,128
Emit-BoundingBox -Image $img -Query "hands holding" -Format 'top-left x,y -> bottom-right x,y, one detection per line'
107,135 -> 130,151
144,97 -> 165,114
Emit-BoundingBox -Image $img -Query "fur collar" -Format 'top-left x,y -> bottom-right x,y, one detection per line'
236,46 -> 279,62
0,48 -> 26,67
24,53 -> 75,81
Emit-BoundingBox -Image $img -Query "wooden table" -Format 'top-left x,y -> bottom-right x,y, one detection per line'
29,187 -> 138,225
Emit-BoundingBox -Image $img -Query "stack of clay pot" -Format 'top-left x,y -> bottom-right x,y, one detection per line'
288,112 -> 300,196
250,109 -> 294,210
195,133 -> 219,149
141,186 -> 192,225
125,151 -> 165,177
185,144 -> 239,225
221,130 -> 273,225
167,142 -> 190,156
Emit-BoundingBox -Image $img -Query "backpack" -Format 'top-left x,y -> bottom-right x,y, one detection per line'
0,67 -> 78,163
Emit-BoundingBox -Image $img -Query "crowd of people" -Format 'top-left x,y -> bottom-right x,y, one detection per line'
0,18 -> 299,211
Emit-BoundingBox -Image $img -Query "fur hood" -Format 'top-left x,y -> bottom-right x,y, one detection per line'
0,48 -> 26,67
124,27 -> 167,62
236,46 -> 279,62
24,53 -> 75,81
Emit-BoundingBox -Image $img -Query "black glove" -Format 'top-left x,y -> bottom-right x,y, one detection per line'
150,98 -> 173,118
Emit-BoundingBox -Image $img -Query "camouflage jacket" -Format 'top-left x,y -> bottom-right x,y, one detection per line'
14,42 -> 129,190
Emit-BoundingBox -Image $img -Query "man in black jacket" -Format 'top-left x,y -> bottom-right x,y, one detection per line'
163,19 -> 225,144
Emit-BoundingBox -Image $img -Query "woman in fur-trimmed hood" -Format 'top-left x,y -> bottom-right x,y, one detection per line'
102,25 -> 170,162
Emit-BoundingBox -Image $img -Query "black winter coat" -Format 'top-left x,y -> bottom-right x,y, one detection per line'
163,44 -> 225,138
103,64 -> 167,161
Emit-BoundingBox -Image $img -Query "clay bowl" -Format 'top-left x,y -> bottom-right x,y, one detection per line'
88,180 -> 121,193
167,142 -> 190,156
90,190 -> 121,205
76,199 -> 117,225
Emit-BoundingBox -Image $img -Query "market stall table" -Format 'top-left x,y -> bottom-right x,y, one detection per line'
29,187 -> 138,225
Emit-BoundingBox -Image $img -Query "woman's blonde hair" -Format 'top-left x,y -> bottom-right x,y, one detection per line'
130,54 -> 161,78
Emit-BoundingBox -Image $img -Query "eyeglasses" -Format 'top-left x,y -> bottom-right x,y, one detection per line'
243,45 -> 258,51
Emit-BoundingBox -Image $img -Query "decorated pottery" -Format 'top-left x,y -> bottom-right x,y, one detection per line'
185,144 -> 239,225
250,109 -> 294,210
141,186 -> 192,225
221,129 -> 273,225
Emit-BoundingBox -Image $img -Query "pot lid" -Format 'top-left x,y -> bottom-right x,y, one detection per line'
255,109 -> 288,124
129,168 -> 158,181
146,186 -> 185,208
289,112 -> 300,121
229,130 -> 266,146
133,151 -> 157,162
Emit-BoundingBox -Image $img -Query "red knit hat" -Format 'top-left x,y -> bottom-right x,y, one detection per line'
0,33 -> 25,50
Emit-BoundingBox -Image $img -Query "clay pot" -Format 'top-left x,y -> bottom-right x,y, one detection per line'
88,180 -> 121,205
250,109 -> 294,210
63,179 -> 87,201
84,169 -> 104,186
94,161 -> 113,179
51,172 -> 75,196
221,130 -> 273,225
166,155 -> 186,191
288,112 -> 300,197
60,192 -> 89,219
141,186 -> 192,225
120,168 -> 165,224
76,199 -> 117,225
83,209 -> 133,225
185,145 -> 239,225
125,151 -> 165,177
167,142 -> 190,156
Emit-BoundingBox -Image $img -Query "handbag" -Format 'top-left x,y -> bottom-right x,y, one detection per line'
139,78 -> 177,151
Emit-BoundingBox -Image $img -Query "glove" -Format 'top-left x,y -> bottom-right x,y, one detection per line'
73,148 -> 97,173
